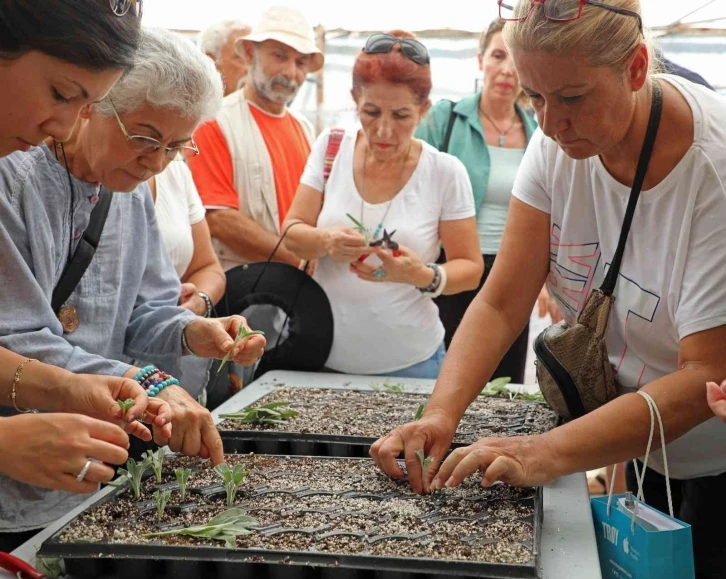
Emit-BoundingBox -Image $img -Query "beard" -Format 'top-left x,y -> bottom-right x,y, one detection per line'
249,55 -> 300,105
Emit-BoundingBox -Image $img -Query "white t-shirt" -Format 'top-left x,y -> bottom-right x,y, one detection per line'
300,128 -> 475,374
513,75 -> 726,479
154,161 -> 206,277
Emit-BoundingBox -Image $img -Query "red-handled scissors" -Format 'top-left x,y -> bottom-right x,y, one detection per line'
0,552 -> 46,579
356,229 -> 401,263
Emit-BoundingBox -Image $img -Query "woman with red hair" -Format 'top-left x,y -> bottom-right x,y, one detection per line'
283,32 -> 483,378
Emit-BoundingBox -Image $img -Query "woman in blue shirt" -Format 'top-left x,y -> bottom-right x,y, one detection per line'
415,19 -> 554,383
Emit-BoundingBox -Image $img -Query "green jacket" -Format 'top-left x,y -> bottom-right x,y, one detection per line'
415,93 -> 538,218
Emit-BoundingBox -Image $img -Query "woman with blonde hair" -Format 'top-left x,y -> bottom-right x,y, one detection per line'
372,2 -> 726,575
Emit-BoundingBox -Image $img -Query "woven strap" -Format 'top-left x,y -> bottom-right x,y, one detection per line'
323,128 -> 345,189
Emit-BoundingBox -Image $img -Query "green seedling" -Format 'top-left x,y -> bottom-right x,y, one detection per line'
115,455 -> 153,499
414,403 -> 426,421
217,326 -> 266,373
415,449 -> 434,482
372,379 -> 406,393
214,463 -> 248,506
345,213 -> 371,243
34,555 -> 66,579
175,467 -> 192,501
143,508 -> 258,548
219,401 -> 299,426
142,447 -> 167,484
479,377 -> 544,401
117,398 -> 135,429
153,489 -> 172,519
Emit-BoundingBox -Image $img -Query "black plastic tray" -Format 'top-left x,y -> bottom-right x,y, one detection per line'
39,455 -> 543,579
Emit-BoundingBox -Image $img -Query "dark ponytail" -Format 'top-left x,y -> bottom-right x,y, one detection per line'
0,0 -> 140,71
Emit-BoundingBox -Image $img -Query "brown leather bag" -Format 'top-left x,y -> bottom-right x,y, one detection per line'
534,84 -> 663,420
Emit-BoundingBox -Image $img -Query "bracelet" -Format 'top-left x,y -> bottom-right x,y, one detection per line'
141,371 -> 167,391
147,373 -> 180,398
181,325 -> 200,356
429,264 -> 448,298
199,292 -> 213,318
11,358 -> 38,414
133,365 -> 158,384
417,264 -> 441,294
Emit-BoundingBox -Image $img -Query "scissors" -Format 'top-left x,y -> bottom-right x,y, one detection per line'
356,229 -> 401,263
0,552 -> 47,579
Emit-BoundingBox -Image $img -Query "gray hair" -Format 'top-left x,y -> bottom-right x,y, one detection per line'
95,27 -> 223,123
199,19 -> 251,60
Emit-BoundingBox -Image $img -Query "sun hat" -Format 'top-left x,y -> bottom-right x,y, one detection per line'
242,5 -> 324,72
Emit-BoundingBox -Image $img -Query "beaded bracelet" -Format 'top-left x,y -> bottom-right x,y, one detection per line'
147,374 -> 180,398
199,292 -> 213,318
133,365 -> 158,383
417,264 -> 441,294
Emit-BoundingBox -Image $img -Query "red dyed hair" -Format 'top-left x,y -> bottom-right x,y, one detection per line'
351,30 -> 432,106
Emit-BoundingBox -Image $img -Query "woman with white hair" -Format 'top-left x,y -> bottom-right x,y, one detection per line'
0,27 -> 266,541
371,1 -> 726,575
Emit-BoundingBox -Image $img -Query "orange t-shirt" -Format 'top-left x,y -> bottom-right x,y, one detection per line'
188,107 -> 311,226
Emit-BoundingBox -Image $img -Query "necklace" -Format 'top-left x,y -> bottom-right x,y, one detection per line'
360,140 -> 412,240
479,104 -> 518,147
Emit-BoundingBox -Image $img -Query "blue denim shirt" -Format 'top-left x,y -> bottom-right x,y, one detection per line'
0,144 -> 197,531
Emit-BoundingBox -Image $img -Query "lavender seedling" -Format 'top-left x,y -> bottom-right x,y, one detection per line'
142,447 -> 167,484
346,213 -> 371,243
219,401 -> 299,426
479,377 -> 544,401
414,403 -> 426,421
214,463 -> 248,506
416,450 -> 434,482
175,467 -> 192,501
217,326 -> 265,373
143,508 -> 258,548
372,379 -> 406,393
153,489 -> 172,519
117,455 -> 153,499
117,398 -> 135,429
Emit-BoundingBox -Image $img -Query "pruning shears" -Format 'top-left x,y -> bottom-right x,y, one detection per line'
0,552 -> 46,579
356,229 -> 401,263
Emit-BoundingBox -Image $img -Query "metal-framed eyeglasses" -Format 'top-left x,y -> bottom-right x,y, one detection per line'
110,0 -> 143,18
498,0 -> 643,34
107,98 -> 199,161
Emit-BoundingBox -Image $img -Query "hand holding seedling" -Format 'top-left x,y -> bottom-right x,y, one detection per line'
184,316 -> 266,368
323,222 -> 369,263
218,325 -> 266,373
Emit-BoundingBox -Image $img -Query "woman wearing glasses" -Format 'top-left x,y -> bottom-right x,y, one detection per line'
283,32 -> 483,379
0,0 -> 174,547
371,2 -> 726,575
0,27 -> 266,544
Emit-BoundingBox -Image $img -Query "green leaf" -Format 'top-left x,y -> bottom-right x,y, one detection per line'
143,509 -> 259,547
34,556 -> 66,579
219,401 -> 298,426
488,377 -> 512,389
117,398 -> 135,429
414,403 -> 426,421
217,325 -> 266,373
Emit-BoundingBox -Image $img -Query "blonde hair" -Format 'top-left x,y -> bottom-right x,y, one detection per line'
502,0 -> 658,73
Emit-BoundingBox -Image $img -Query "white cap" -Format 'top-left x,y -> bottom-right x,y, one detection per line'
244,6 -> 324,72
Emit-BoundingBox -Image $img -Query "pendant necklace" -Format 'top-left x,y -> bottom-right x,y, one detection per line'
479,104 -> 518,147
360,140 -> 412,241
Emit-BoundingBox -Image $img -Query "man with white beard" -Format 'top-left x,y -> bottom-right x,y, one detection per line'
188,6 -> 324,270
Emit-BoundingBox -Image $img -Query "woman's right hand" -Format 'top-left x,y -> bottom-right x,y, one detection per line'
0,413 -> 129,493
323,226 -> 370,262
369,409 -> 459,495
706,380 -> 726,420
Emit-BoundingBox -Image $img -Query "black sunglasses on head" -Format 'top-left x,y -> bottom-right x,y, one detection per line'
363,33 -> 430,65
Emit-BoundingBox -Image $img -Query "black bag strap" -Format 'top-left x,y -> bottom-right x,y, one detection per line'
600,83 -> 663,296
439,100 -> 457,154
51,189 -> 114,314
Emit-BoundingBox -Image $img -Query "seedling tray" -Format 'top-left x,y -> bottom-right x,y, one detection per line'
217,385 -> 557,457
39,454 -> 543,579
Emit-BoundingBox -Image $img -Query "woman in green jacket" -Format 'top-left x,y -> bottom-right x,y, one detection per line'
416,19 -> 555,383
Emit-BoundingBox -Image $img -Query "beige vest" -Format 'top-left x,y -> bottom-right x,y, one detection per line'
214,91 -> 315,271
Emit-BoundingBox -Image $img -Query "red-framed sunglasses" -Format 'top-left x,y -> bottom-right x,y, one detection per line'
110,0 -> 143,18
499,0 -> 643,34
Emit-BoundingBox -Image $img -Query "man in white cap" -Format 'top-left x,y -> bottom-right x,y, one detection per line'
189,5 -> 324,271
198,19 -> 252,96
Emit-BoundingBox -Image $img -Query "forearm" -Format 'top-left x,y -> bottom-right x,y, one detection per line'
440,257 -> 484,294
544,367 -> 719,478
282,220 -> 329,261
184,266 -> 226,305
208,210 -> 300,265
0,347 -> 73,411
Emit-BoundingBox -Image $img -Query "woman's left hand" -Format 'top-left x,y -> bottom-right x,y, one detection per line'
430,435 -> 557,491
350,245 -> 432,287
183,316 -> 266,367
179,282 -> 206,316
706,380 -> 726,420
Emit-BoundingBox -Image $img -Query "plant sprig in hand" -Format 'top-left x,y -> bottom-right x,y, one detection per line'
416,450 -> 434,483
117,398 -> 135,429
217,325 -> 265,373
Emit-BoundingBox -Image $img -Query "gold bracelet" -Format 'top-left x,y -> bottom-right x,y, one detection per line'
11,358 -> 38,414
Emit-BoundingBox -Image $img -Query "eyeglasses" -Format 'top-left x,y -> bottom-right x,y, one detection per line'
110,0 -> 143,18
107,98 -> 199,161
499,0 -> 643,34
363,33 -> 430,65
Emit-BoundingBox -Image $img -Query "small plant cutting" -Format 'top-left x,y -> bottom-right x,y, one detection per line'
372,379 -> 406,393
217,326 -> 265,373
117,398 -> 135,429
214,463 -> 248,506
219,401 -> 299,426
142,447 -> 167,484
152,489 -> 172,519
346,213 -> 371,244
479,377 -> 544,402
143,508 -> 258,548
415,449 -> 434,482
175,467 -> 192,501
414,403 -> 426,421
114,455 -> 153,499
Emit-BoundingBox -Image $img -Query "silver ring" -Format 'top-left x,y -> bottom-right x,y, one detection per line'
75,460 -> 92,483
136,411 -> 147,423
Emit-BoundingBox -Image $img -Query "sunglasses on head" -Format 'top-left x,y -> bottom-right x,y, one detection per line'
110,0 -> 143,18
363,33 -> 430,65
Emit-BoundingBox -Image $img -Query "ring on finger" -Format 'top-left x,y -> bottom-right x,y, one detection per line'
372,267 -> 386,278
75,459 -> 92,483
135,411 -> 147,423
